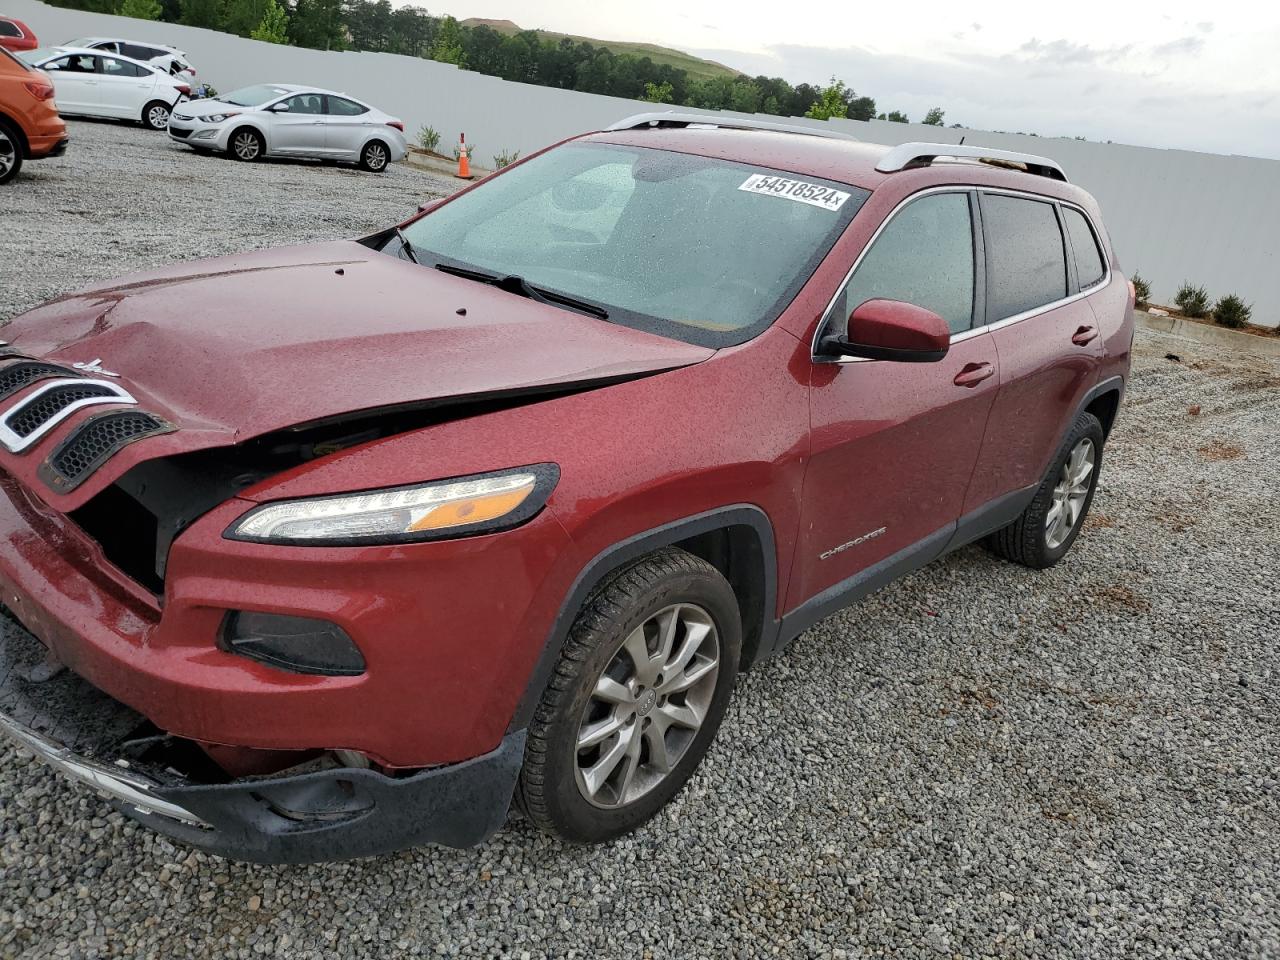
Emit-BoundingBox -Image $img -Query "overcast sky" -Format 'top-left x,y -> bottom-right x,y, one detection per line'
418,0 -> 1280,160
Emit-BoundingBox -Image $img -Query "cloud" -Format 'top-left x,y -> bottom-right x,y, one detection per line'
688,40 -> 1280,159
1152,35 -> 1206,57
1016,37 -> 1132,65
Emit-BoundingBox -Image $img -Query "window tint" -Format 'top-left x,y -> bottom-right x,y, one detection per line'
1063,207 -> 1106,289
982,194 -> 1067,319
327,96 -> 368,116
0,20 -> 22,37
833,191 -> 975,335
101,57 -> 148,77
45,54 -> 96,73
121,43 -> 156,60
283,93 -> 325,115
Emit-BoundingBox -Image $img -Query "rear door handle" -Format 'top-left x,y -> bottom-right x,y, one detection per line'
1072,324 -> 1099,345
953,361 -> 995,388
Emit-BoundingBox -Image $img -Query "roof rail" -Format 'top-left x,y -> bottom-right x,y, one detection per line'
608,112 -> 858,143
876,142 -> 1068,182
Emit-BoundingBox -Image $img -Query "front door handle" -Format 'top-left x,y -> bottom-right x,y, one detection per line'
1072,324 -> 1099,345
953,361 -> 995,388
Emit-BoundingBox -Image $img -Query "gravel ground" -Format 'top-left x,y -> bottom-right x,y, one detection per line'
2,120 -> 1279,959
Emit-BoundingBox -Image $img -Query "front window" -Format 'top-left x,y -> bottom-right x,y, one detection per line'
217,84 -> 292,107
396,142 -> 868,347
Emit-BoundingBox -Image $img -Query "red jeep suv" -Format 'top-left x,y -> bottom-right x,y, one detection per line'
0,114 -> 1133,862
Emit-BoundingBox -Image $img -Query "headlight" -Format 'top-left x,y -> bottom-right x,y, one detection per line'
226,464 -> 559,545
203,112 -> 239,123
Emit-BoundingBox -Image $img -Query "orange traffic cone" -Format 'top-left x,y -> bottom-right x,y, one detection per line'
456,133 -> 472,179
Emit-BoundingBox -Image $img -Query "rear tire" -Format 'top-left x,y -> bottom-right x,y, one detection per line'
984,411 -> 1105,569
359,139 -> 389,172
230,127 -> 264,162
0,118 -> 24,185
516,547 -> 741,843
142,100 -> 171,131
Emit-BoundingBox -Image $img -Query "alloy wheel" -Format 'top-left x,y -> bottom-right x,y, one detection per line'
1045,437 -> 1095,549
0,130 -> 14,180
147,104 -> 170,130
573,603 -> 720,808
233,131 -> 260,160
365,143 -> 387,170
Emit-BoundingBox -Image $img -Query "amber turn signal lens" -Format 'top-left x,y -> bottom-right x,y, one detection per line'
407,480 -> 536,532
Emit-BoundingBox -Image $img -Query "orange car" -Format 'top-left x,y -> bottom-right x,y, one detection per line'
0,45 -> 67,184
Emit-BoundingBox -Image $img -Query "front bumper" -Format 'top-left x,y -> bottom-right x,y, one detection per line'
0,618 -> 524,863
167,116 -> 228,150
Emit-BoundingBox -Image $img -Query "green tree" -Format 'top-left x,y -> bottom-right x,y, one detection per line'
922,106 -> 945,126
120,0 -> 163,18
224,0 -> 267,36
429,15 -> 466,66
847,95 -> 876,121
178,0 -> 224,28
642,80 -> 673,103
290,0 -> 344,49
880,110 -> 909,123
251,0 -> 288,43
804,77 -> 852,120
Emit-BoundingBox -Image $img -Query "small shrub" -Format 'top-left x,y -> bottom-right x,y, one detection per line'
492,149 -> 520,170
1212,293 -> 1252,329
1131,271 -> 1151,307
416,125 -> 440,153
1174,282 -> 1209,318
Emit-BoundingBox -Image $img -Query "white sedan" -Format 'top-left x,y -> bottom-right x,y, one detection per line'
168,83 -> 409,172
64,37 -> 197,80
22,47 -> 190,129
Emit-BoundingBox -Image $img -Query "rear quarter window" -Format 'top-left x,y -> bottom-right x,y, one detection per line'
982,193 -> 1068,320
1063,207 -> 1107,289
0,20 -> 22,37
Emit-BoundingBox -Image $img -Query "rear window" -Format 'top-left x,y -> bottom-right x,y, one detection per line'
1063,207 -> 1106,289
0,20 -> 22,38
982,194 -> 1068,320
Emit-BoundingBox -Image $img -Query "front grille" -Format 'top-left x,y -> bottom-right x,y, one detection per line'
5,383 -> 118,438
170,128 -> 191,139
0,361 -> 78,402
41,411 -> 171,492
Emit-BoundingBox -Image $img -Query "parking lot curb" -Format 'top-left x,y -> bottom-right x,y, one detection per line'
1137,310 -> 1280,357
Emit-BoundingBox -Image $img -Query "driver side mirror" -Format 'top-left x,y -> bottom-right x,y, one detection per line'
269,102 -> 290,113
820,299 -> 950,362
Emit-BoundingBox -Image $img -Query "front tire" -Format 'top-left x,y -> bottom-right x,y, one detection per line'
359,139 -> 389,172
984,411 -> 1105,569
517,548 -> 741,843
0,119 -> 22,185
142,100 -> 171,131
230,127 -> 264,162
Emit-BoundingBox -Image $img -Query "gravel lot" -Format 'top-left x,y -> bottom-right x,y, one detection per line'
2,120 -> 1278,959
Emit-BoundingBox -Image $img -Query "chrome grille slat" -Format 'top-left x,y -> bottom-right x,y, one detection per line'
0,378 -> 137,454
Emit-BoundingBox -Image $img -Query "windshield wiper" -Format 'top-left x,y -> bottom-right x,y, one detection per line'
394,227 -> 419,264
434,263 -> 608,320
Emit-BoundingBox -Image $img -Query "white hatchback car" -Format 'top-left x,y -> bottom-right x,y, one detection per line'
22,47 -> 191,129
168,83 -> 409,172
64,37 -> 196,79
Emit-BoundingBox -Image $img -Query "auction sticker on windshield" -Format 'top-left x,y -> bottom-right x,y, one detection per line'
738,174 -> 851,212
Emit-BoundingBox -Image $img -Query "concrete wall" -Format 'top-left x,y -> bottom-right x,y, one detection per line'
11,0 -> 1280,326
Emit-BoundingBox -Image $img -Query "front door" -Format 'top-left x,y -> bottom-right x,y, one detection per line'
41,53 -> 100,115
789,189 -> 1000,610
268,93 -> 329,156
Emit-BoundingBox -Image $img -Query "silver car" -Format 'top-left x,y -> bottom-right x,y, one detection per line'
167,83 -> 408,172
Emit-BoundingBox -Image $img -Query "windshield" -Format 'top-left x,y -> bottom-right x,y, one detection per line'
397,142 -> 868,347
218,84 -> 291,107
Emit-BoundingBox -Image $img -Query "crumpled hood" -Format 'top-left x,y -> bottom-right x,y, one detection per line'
5,241 -> 713,439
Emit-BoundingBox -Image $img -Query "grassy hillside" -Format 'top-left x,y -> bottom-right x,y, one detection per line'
461,18 -> 741,80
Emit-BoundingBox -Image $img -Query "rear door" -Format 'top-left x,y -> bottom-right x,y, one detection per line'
268,93 -> 328,155
321,95 -> 371,159
962,191 -> 1106,514
789,189 -> 1001,610
40,53 -> 100,114
95,55 -> 154,118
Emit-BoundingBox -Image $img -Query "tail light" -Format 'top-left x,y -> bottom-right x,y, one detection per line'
23,80 -> 54,101
176,84 -> 192,96
387,120 -> 404,132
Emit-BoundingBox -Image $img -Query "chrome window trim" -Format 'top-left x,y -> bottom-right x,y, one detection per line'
811,184 -> 1112,364
0,377 -> 137,453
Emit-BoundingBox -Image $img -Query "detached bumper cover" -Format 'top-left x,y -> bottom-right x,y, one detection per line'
0,619 -> 524,863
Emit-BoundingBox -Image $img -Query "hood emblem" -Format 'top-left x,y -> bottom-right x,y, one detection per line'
72,358 -> 120,378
